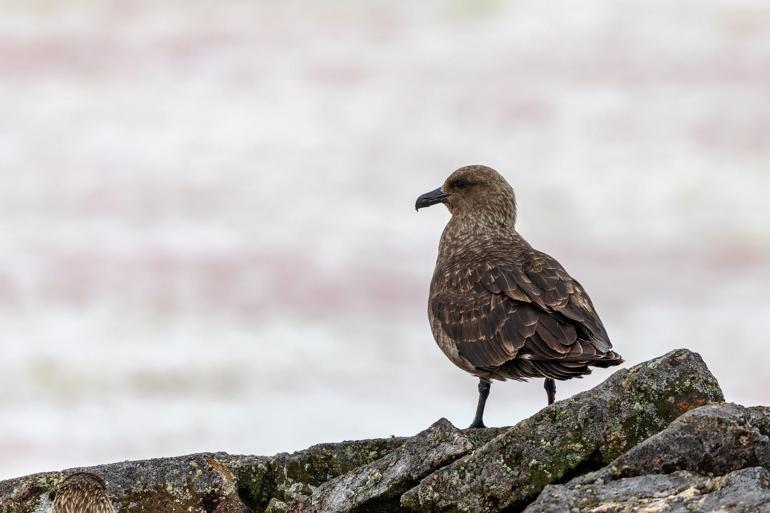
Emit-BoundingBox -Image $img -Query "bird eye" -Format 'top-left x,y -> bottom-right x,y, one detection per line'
455,179 -> 466,189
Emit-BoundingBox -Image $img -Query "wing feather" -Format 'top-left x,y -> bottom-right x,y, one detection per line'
429,242 -> 620,379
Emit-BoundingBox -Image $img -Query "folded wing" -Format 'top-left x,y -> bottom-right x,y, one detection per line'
430,249 -> 621,380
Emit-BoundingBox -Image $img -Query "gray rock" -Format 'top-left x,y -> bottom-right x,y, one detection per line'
528,403 -> 770,513
289,418 -> 475,513
0,427 -> 462,513
264,483 -> 314,513
593,402 -> 770,480
462,427 -> 509,449
234,425 -> 504,513
750,406 -> 770,437
237,437 -> 407,511
401,349 -> 724,513
0,436 -> 412,513
525,466 -> 770,513
0,349 -> 736,513
0,453 -> 255,513
271,437 -> 408,488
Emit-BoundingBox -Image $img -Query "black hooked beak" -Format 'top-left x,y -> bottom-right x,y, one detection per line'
415,187 -> 448,211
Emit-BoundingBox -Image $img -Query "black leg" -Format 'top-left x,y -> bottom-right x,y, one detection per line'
544,378 -> 556,405
469,378 -> 491,428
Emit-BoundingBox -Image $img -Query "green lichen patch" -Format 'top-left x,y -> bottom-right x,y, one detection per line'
231,458 -> 275,513
0,474 -> 58,513
273,437 -> 406,488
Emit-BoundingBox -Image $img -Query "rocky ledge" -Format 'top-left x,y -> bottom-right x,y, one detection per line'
2,349 -> 768,513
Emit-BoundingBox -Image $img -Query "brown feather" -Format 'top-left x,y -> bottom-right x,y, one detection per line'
425,165 -> 623,383
53,473 -> 116,513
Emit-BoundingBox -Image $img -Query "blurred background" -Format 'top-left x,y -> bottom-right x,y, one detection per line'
1,0 -> 769,480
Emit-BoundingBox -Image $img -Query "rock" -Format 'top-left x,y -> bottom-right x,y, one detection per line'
0,436 -> 412,513
0,434 -> 443,513
271,437 -> 408,488
462,427 -> 510,448
289,418 -> 475,513
524,403 -> 770,513
265,498 -> 291,513
594,402 -> 770,479
749,406 -> 770,437
401,349 -> 724,513
227,425 -> 505,513
0,453 -> 255,513
525,466 -> 770,513
0,349 -> 736,513
236,437 -> 407,511
264,482 -> 316,513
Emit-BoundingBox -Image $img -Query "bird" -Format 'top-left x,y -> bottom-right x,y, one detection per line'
52,472 -> 117,513
415,165 -> 623,428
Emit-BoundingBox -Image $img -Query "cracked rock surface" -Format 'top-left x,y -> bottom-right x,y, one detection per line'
596,402 -> 770,479
525,467 -> 770,513
525,402 -> 770,513
0,453 -> 256,513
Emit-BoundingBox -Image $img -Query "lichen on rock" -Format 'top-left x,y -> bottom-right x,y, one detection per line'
287,418 -> 475,513
525,467 -> 770,513
0,453 -> 255,513
400,349 -> 724,513
600,402 -> 770,479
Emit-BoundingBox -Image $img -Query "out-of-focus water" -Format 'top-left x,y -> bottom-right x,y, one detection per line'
1,0 -> 769,480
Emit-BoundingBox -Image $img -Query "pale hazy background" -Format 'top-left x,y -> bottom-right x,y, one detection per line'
1,0 -> 769,480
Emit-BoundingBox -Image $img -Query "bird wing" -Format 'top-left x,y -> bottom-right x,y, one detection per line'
485,249 -> 612,351
431,286 -> 535,368
430,248 -> 613,371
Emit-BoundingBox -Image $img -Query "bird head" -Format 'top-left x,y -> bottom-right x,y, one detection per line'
58,472 -> 107,491
415,165 -> 517,225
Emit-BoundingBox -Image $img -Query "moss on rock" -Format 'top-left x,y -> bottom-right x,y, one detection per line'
400,349 -> 724,513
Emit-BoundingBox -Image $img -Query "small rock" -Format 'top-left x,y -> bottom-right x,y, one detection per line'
265,498 -> 290,513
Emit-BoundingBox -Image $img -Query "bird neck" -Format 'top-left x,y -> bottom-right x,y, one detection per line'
438,214 -> 518,265
447,211 -> 516,235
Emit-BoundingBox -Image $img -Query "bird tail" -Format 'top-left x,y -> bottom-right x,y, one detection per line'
590,350 -> 624,367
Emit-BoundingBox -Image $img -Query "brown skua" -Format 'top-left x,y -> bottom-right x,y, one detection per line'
416,165 -> 623,428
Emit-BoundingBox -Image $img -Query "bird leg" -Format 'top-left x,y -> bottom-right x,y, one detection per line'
544,378 -> 556,405
469,378 -> 491,428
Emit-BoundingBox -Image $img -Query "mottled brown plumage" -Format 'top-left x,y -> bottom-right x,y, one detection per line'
416,165 -> 622,427
53,473 -> 116,513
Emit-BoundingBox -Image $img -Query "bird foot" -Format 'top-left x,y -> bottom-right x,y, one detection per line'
544,378 -> 556,405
